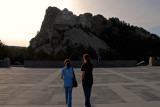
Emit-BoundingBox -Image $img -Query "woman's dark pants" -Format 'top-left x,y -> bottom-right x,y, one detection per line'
82,82 -> 93,107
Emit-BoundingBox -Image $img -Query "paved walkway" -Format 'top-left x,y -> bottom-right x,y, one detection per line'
0,67 -> 160,107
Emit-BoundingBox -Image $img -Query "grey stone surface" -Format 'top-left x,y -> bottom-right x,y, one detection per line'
91,86 -> 126,104
123,85 -> 160,101
124,72 -> 160,82
0,66 -> 160,107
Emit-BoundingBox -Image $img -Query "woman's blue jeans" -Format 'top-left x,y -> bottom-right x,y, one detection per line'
82,82 -> 93,107
65,87 -> 73,107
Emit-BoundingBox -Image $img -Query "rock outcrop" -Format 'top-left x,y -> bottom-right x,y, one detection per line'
30,6 -> 109,54
29,6 -> 160,60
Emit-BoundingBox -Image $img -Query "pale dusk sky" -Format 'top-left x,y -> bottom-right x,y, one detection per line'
0,0 -> 160,47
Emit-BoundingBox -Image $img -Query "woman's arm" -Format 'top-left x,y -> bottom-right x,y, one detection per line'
60,75 -> 63,79
82,71 -> 85,80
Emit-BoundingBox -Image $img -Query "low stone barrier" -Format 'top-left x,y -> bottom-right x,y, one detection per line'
24,60 -> 83,68
152,60 -> 160,66
24,60 -> 137,68
0,58 -> 10,68
94,60 -> 137,67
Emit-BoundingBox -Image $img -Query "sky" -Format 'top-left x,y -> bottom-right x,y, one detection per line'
0,0 -> 160,47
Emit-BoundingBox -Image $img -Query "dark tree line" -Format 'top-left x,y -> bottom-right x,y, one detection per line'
96,17 -> 160,61
24,45 -> 97,61
0,40 -> 9,59
0,41 -> 26,64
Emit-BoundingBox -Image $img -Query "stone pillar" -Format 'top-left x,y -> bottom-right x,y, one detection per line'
149,57 -> 153,66
4,58 -> 10,67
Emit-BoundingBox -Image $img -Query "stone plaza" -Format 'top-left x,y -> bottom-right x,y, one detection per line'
0,67 -> 160,107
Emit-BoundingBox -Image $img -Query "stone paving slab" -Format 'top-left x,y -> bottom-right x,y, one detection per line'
0,66 -> 160,107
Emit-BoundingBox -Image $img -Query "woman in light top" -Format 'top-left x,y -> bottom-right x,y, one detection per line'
61,59 -> 73,107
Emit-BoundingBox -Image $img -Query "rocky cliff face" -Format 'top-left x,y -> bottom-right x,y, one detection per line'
29,6 -> 160,60
29,7 -> 108,55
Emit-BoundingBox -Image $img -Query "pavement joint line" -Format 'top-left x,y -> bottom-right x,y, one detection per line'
144,83 -> 160,92
109,85 -> 145,103
39,69 -> 61,83
92,82 -> 160,86
100,68 -> 146,83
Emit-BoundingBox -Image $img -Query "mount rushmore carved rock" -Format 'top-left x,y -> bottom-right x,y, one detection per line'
29,7 -> 108,55
29,6 -> 160,60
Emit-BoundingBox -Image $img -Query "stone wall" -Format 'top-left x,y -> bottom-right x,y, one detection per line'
24,60 -> 82,68
24,60 -> 137,68
0,58 -> 10,68
152,60 -> 160,66
95,60 -> 137,67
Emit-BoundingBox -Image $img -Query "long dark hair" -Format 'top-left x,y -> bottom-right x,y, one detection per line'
83,54 -> 91,62
64,59 -> 71,68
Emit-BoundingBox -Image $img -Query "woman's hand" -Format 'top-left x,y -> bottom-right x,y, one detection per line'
60,75 -> 63,79
82,71 -> 85,80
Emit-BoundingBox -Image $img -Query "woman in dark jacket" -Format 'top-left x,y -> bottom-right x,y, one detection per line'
81,54 -> 93,107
